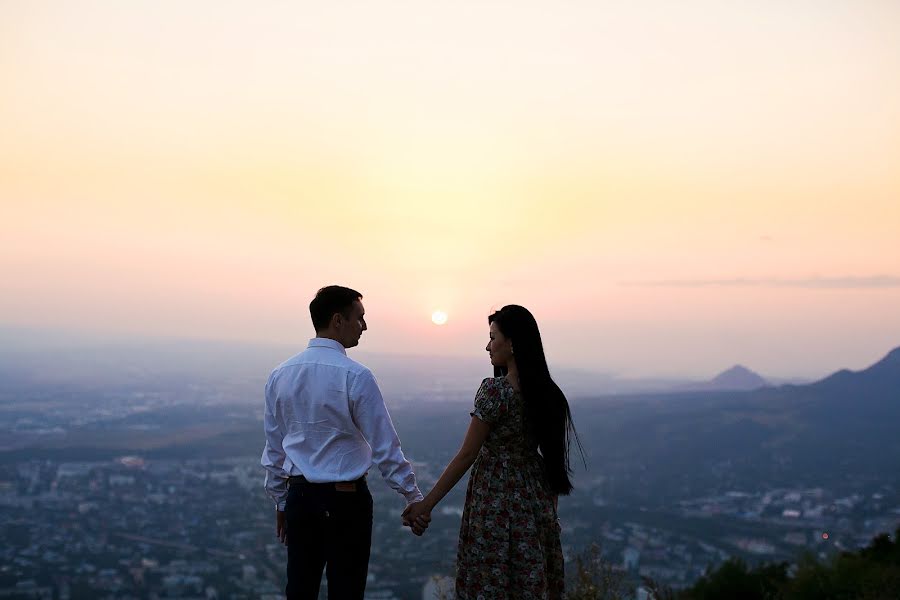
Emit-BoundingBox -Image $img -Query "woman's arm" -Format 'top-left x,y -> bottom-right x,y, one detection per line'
403,416 -> 490,523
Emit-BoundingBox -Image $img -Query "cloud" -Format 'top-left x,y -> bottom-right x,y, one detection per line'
620,276 -> 900,289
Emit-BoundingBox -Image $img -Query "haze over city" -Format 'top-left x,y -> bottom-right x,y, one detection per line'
2,0 -> 899,379
3,5 -> 900,598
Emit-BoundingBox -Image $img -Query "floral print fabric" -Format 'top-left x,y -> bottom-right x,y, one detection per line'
456,377 -> 565,600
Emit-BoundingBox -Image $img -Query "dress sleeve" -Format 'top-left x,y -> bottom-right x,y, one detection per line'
470,377 -> 505,424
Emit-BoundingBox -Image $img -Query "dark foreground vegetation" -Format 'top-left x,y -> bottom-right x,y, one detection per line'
570,528 -> 900,600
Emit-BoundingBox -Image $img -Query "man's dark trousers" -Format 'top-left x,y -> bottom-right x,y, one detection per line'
284,477 -> 373,600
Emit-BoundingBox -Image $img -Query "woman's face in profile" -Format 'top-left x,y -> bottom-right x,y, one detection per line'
486,321 -> 513,367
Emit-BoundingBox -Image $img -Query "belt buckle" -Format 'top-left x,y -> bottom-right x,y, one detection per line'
334,482 -> 356,492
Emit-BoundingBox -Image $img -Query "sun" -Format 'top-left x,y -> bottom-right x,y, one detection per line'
431,310 -> 449,326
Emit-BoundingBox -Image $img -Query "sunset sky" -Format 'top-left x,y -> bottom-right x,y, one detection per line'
2,1 -> 899,378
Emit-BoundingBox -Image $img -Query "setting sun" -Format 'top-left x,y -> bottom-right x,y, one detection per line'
1,1 -> 898,377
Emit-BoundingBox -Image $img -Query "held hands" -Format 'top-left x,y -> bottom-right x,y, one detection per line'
401,500 -> 432,536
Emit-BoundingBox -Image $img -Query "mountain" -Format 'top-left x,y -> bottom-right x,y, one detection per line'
678,364 -> 770,392
811,345 -> 900,395
709,365 -> 769,390
573,345 -> 900,501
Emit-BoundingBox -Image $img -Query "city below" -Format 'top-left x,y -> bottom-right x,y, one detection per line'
2,342 -> 899,598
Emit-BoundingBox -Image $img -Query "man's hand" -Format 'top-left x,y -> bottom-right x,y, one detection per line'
276,510 -> 287,545
401,501 -> 432,536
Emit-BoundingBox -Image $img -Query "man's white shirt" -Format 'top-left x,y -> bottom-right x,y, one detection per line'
261,338 -> 423,510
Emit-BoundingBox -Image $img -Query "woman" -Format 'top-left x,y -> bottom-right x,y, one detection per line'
403,305 -> 584,599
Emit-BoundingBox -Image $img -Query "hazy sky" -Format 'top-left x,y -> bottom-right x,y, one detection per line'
2,1 -> 899,378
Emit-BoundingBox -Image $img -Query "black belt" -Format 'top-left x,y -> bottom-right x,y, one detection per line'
288,474 -> 367,492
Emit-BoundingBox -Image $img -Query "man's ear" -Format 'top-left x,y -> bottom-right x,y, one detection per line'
330,312 -> 343,329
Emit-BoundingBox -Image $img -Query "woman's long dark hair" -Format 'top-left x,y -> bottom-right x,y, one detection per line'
489,305 -> 585,495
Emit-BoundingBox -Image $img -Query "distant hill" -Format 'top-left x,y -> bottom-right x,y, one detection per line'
710,365 -> 769,390
679,364 -> 770,392
811,345 -> 900,395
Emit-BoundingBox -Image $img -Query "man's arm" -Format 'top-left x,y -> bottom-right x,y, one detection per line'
350,370 -> 423,504
260,373 -> 289,543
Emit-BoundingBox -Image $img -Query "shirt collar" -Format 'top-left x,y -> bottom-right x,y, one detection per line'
307,337 -> 347,355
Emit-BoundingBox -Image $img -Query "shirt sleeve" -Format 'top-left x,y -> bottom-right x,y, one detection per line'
350,369 -> 423,504
260,371 -> 289,511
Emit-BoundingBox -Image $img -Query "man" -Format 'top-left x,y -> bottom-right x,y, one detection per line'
261,285 -> 429,600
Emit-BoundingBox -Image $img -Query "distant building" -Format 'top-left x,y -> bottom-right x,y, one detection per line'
422,575 -> 454,600
623,547 -> 641,571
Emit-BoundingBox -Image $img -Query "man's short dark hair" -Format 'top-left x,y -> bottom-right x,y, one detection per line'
309,285 -> 363,331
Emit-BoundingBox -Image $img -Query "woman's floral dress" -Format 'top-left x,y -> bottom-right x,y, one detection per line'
456,377 -> 565,600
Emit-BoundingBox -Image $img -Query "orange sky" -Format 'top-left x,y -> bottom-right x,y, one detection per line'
2,1 -> 899,378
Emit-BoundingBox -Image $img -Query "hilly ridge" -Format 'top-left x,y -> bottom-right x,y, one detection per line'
574,345 -> 900,501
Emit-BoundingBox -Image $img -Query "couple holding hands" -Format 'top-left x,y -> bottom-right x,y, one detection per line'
262,286 -> 582,600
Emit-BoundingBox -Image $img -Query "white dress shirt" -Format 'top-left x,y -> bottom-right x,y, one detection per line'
261,338 -> 423,510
